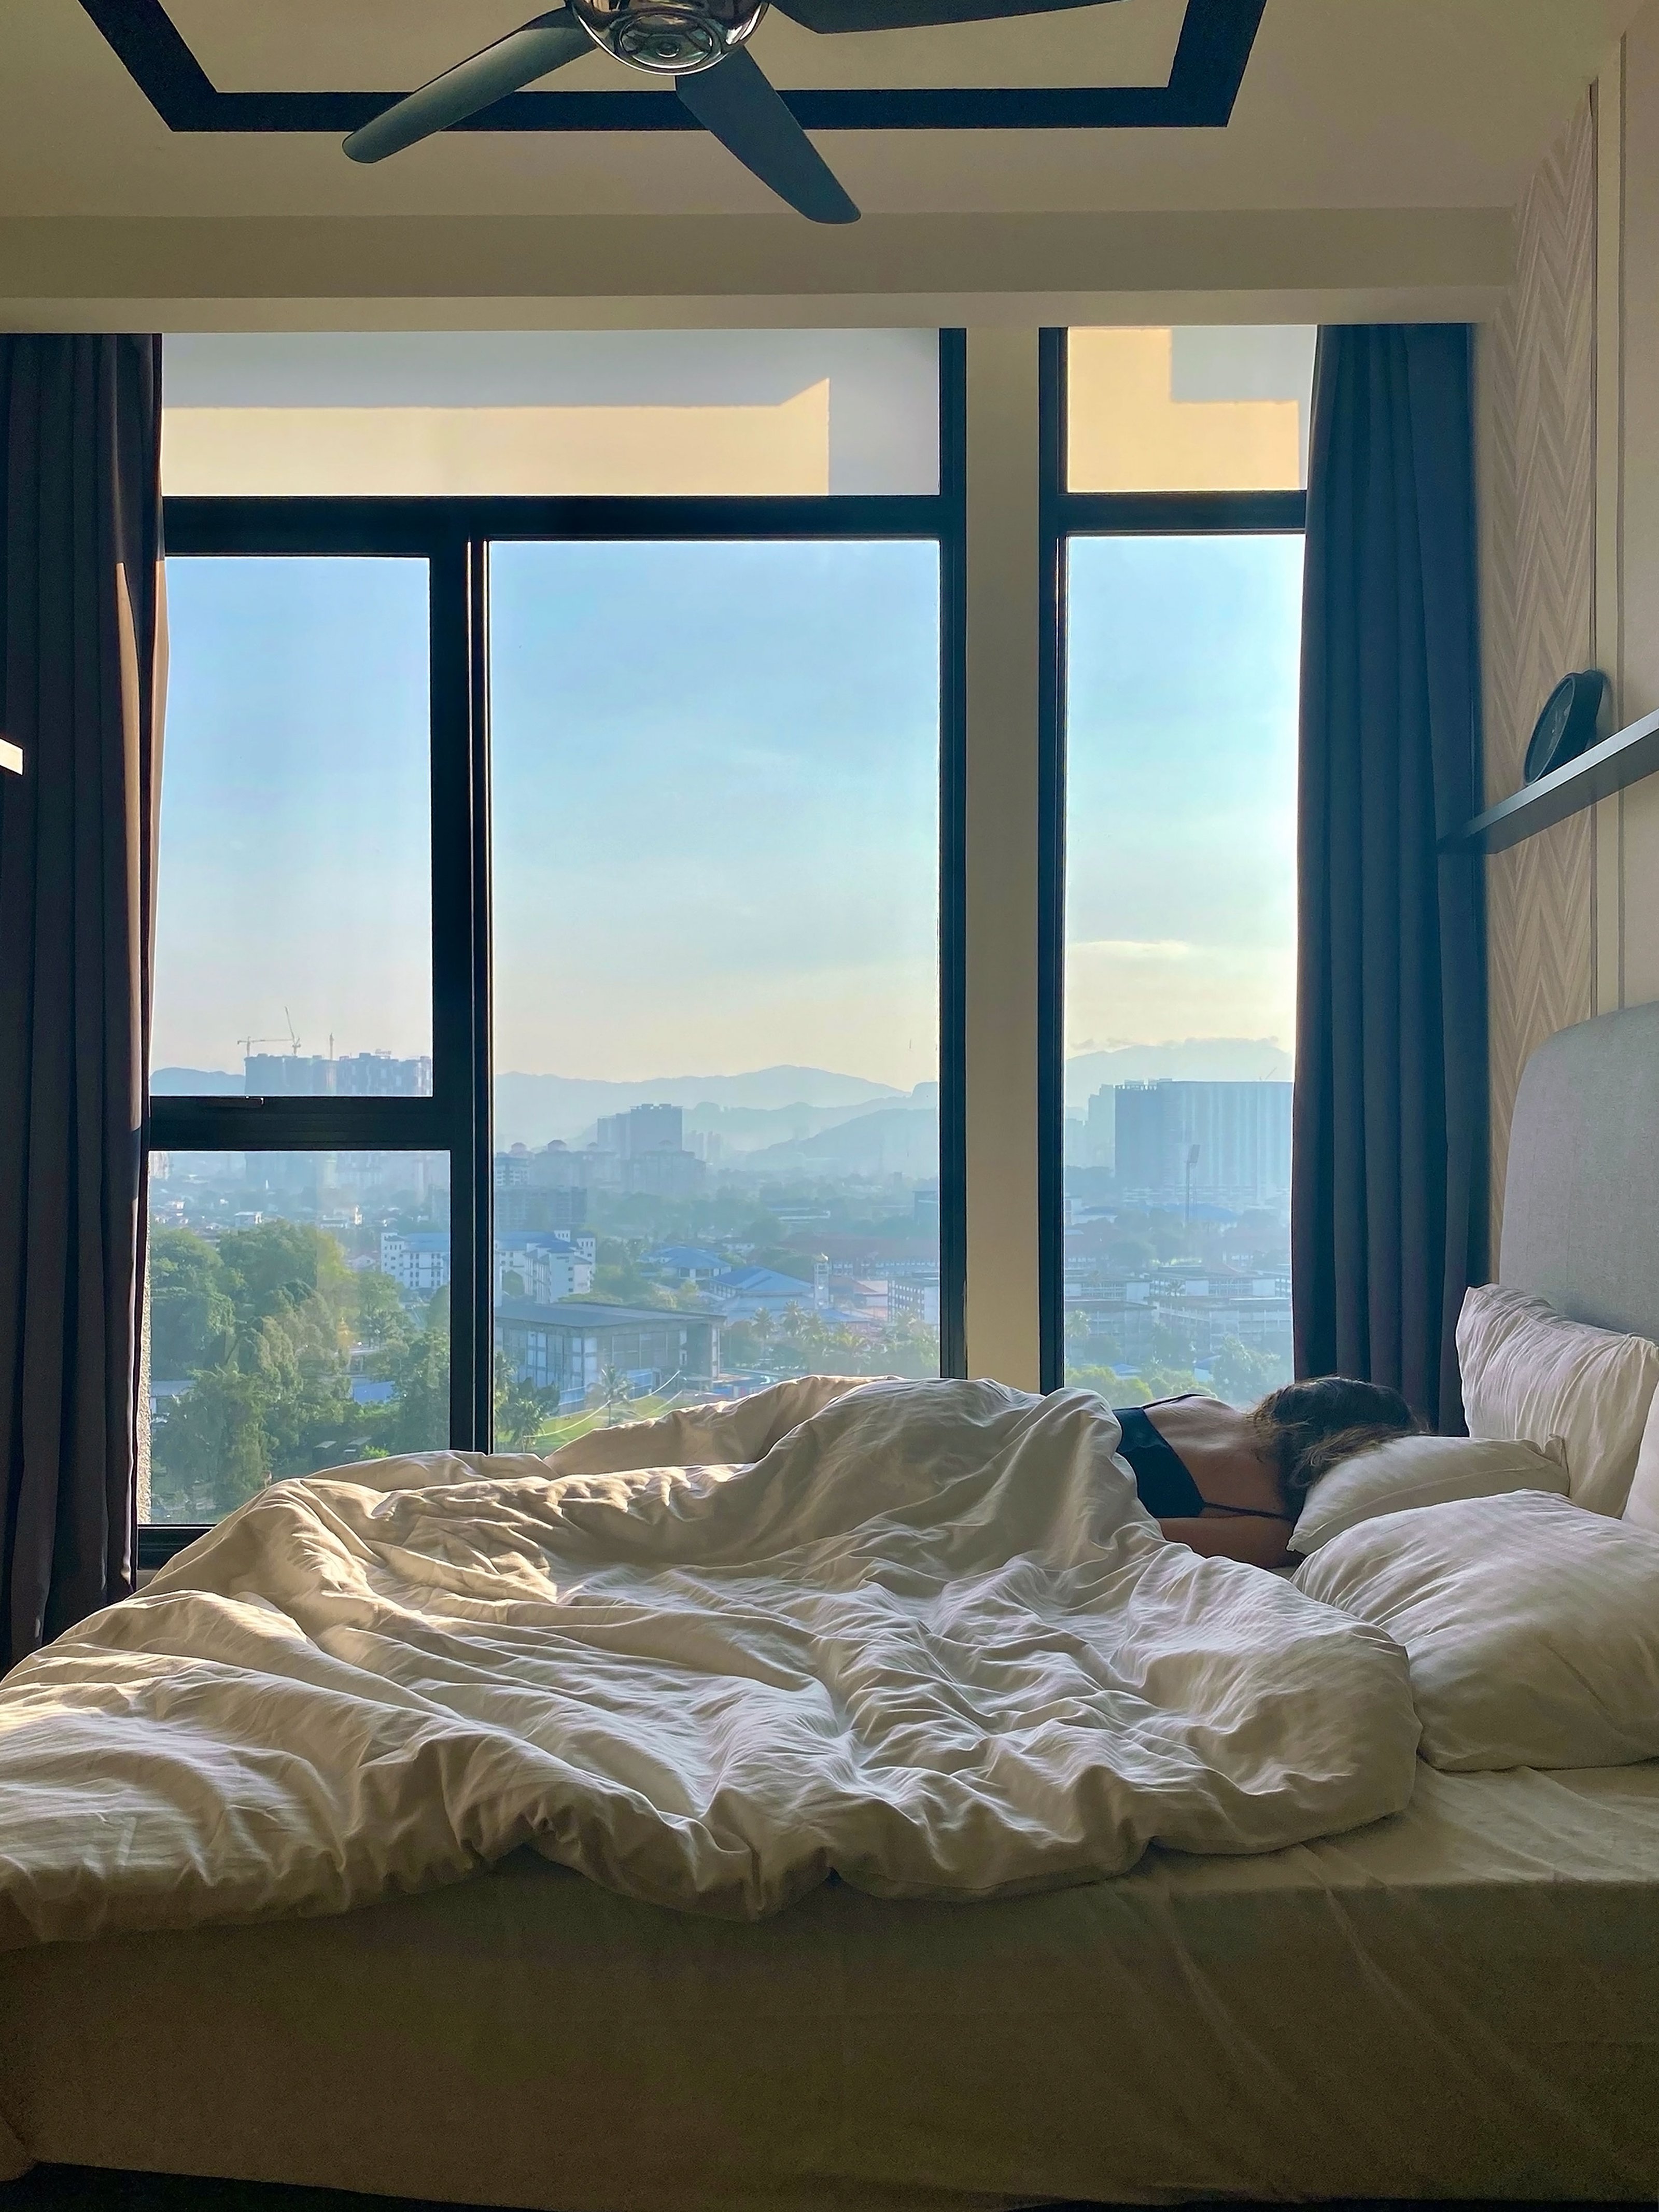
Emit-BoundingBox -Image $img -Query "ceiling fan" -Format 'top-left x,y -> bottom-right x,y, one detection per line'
344,0 -> 1118,224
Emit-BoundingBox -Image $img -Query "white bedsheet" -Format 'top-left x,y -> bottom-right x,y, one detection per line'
0,1379 -> 1419,1944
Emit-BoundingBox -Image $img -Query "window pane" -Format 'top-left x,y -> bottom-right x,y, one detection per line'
151,559 -> 432,1087
143,1150 -> 451,1524
1068,328 -> 1315,493
1063,535 -> 1301,1402
162,332 -> 940,498
490,540 -> 941,1435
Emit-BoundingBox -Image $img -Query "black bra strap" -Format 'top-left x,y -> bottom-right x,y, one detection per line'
1198,1501 -> 1294,1523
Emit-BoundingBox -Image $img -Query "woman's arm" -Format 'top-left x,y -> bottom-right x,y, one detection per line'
1156,1515 -> 1292,1569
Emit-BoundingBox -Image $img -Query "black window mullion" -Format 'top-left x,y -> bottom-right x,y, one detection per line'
1037,328 -> 1070,1395
148,1097 -> 444,1152
429,533 -> 487,1451
468,539 -> 494,1449
937,328 -> 968,1381
1055,488 -> 1307,536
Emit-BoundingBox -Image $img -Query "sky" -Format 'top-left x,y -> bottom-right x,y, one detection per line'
1065,533 -> 1302,1068
150,530 -> 1301,1093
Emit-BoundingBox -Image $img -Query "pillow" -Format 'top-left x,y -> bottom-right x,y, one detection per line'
1455,1282 -> 1659,1515
1296,1489 -> 1659,1771
1288,1432 -> 1567,1555
1623,1386 -> 1659,1534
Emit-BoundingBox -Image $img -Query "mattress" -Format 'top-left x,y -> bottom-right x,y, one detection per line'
4,1760 -> 1659,2210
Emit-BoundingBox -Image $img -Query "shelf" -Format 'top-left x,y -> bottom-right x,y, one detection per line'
1445,706 -> 1659,855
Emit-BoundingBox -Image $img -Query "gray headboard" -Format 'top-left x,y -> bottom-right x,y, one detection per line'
1501,999 -> 1659,1340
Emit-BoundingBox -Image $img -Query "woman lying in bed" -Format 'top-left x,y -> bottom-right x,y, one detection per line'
1112,1376 -> 1418,1567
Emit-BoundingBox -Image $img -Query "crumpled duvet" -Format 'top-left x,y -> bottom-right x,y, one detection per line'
0,1378 -> 1420,1944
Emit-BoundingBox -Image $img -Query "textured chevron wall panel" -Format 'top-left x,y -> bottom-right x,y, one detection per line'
1479,97 -> 1597,1257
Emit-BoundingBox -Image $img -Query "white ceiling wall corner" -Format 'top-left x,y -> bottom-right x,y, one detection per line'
0,209 -> 1514,334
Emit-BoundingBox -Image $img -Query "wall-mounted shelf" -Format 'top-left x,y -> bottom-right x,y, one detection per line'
1445,706 -> 1659,855
0,738 -> 20,776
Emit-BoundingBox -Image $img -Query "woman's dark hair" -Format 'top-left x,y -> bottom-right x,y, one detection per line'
1250,1376 -> 1422,1505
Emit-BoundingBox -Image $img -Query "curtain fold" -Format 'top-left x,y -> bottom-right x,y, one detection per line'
0,335 -> 163,1667
1292,324 -> 1487,1432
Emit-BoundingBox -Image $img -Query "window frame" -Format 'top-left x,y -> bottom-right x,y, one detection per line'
1036,326 -> 1308,1392
142,333 -> 968,1561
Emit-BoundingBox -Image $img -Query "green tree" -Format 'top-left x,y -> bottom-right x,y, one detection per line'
150,1363 -> 272,1521
217,1221 -> 354,1357
378,1323 -> 451,1457
593,1365 -> 633,1424
148,1227 -> 234,1379
1068,1363 -> 1136,1402
1210,1337 -> 1288,1408
494,1352 -> 547,1450
352,1266 -> 414,1353
1137,1364 -> 1209,1402
721,1311 -> 775,1369
1147,1317 -> 1199,1370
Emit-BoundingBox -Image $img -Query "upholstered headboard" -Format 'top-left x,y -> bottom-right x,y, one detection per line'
1501,1000 -> 1659,1340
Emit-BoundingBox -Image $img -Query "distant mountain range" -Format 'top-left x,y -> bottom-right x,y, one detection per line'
492,1067 -> 909,1150
151,1068 -> 245,1096
1063,1039 -> 1292,1114
154,1047 -> 1288,1149
746,1105 -> 938,1180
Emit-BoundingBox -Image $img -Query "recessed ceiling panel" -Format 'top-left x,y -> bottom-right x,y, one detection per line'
166,0 -> 1186,96
80,0 -> 1260,134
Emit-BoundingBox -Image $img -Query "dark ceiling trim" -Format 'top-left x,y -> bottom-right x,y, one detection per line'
77,0 -> 1266,134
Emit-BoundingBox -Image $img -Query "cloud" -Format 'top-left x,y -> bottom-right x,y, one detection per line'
1066,936 -> 1293,1054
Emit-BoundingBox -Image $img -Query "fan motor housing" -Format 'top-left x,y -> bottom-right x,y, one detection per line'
570,0 -> 769,73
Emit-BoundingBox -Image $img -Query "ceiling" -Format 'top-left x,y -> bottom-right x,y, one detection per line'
0,0 -> 1640,327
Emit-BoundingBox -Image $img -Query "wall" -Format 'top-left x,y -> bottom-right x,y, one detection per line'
1478,101 -> 1596,1249
1481,0 -> 1659,1251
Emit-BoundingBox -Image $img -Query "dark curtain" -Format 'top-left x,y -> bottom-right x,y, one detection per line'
1293,324 -> 1487,1433
0,336 -> 163,1668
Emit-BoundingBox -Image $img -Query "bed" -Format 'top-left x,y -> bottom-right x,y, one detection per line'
5,1004 -> 1659,2207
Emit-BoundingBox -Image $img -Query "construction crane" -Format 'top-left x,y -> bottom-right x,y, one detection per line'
237,1009 -> 302,1060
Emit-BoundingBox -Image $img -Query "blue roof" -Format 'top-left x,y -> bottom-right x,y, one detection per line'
715,1267 -> 816,1297
651,1245 -> 726,1268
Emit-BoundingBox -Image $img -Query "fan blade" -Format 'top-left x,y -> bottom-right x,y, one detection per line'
772,0 -> 1109,29
344,9 -> 591,163
676,47 -> 859,224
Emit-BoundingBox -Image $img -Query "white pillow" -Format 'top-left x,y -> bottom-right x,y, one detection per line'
1288,1432 -> 1567,1555
1296,1489 -> 1659,1771
1623,1387 -> 1659,1533
1455,1282 -> 1659,1515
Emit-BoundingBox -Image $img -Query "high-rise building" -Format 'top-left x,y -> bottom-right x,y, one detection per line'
494,1179 -> 588,1234
244,1053 -> 332,1097
335,1052 -> 433,1097
1114,1081 -> 1292,1208
243,1052 -> 432,1098
1085,1085 -> 1116,1169
596,1103 -> 683,1157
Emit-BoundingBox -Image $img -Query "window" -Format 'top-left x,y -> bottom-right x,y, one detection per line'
162,331 -> 941,499
1046,328 -> 1311,1399
151,557 -> 433,1081
144,1151 -> 451,1525
143,332 -> 963,1550
491,539 -> 944,1429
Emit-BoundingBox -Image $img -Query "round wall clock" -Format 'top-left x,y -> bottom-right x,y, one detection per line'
1524,669 -> 1611,783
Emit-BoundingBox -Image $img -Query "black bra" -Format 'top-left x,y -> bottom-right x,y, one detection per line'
1112,1404 -> 1291,1524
